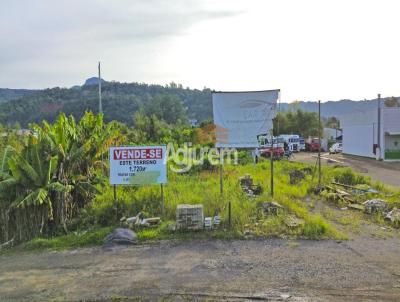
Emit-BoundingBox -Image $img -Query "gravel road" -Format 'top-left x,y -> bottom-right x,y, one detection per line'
1,237 -> 400,301
292,152 -> 400,188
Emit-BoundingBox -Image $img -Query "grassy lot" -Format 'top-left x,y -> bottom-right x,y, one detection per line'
10,158 -> 400,252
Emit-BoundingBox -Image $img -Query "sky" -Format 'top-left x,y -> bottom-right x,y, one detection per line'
1,0 -> 399,102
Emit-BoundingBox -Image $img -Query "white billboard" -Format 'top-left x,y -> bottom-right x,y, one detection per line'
212,90 -> 279,148
109,146 -> 167,185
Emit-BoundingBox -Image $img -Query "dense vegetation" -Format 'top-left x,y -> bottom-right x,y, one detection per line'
1,79 -> 397,130
0,113 -> 124,243
0,81 -> 212,126
1,110 -> 399,250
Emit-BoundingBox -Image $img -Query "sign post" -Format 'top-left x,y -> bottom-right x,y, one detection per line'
160,183 -> 165,217
270,131 -> 274,197
109,146 -> 167,216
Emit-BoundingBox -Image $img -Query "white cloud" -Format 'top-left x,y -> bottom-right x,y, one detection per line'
1,0 -> 399,102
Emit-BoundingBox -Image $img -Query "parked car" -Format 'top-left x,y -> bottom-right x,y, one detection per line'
260,146 -> 285,159
329,142 -> 343,154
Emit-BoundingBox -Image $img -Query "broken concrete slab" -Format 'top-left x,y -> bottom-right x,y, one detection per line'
261,201 -> 284,216
285,215 -> 305,228
363,199 -> 388,214
385,208 -> 400,225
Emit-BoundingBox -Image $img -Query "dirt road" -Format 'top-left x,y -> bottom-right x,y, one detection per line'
292,152 -> 400,188
1,237 -> 400,301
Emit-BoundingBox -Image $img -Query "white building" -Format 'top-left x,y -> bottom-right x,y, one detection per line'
341,107 -> 400,161
323,127 -> 342,141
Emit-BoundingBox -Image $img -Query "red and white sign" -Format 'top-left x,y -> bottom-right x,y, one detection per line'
109,146 -> 167,185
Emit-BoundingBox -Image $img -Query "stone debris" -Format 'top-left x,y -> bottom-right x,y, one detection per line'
239,174 -> 262,196
285,215 -> 305,228
261,201 -> 284,216
104,228 -> 137,245
122,212 -> 160,228
363,199 -> 388,214
289,169 -> 305,185
239,174 -> 253,188
141,217 -> 161,227
176,204 -> 204,230
385,208 -> 400,225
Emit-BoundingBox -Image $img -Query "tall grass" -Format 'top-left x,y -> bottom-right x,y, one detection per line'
81,158 -> 346,239
22,156 -> 400,250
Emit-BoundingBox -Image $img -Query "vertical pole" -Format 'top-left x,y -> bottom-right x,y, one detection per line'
219,148 -> 223,195
98,62 -> 102,114
98,62 -> 104,179
113,184 -> 117,201
228,199 -> 232,228
270,131 -> 274,197
377,93 -> 381,160
277,90 -> 281,136
160,184 -> 165,217
318,100 -> 321,188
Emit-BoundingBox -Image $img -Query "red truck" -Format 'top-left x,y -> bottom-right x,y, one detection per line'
306,138 -> 322,152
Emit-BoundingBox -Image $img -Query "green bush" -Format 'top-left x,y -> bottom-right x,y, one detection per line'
330,167 -> 369,185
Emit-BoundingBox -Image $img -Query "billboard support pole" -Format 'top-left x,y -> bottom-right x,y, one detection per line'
318,100 -> 322,188
160,183 -> 165,217
219,148 -> 223,196
113,184 -> 117,201
270,130 -> 274,197
219,148 -> 230,228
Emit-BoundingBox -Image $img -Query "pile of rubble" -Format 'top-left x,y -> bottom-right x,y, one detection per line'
260,201 -> 284,216
319,183 -> 400,226
385,208 -> 400,226
239,174 -> 262,196
176,204 -> 221,231
363,199 -> 388,214
120,212 -> 161,229
289,170 -> 305,185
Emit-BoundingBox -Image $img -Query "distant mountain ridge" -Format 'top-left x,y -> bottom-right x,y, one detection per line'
0,88 -> 38,103
0,78 -> 395,126
279,99 -> 383,119
83,77 -> 107,86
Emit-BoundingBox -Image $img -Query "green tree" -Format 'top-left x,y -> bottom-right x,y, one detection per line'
144,94 -> 187,125
0,112 -> 124,243
273,109 -> 322,138
325,116 -> 340,129
384,97 -> 400,107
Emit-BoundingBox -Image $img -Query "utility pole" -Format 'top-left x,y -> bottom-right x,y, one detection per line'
318,100 -> 321,188
98,62 -> 104,178
98,62 -> 102,114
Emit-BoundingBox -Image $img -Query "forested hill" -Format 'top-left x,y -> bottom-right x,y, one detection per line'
0,78 -> 397,126
0,80 -> 212,126
0,88 -> 38,103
